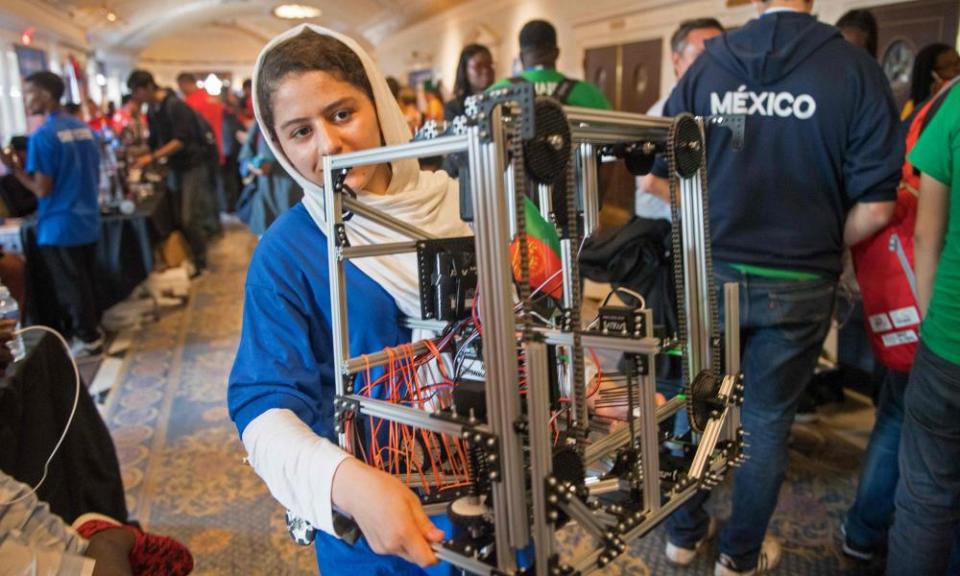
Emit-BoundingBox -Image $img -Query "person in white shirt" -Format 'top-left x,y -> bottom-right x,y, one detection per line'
636,18 -> 724,221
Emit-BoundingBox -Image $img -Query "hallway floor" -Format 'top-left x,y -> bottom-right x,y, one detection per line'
100,223 -> 882,575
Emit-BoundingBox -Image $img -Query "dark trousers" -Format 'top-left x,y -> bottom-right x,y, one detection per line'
888,342 -> 960,575
666,262 -> 836,570
168,164 -> 209,269
36,243 -> 99,342
844,369 -> 909,552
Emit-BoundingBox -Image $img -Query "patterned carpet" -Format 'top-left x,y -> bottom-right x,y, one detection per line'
102,224 -> 880,575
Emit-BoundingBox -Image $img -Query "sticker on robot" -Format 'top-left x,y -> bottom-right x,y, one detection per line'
868,313 -> 892,332
889,306 -> 920,328
881,329 -> 918,348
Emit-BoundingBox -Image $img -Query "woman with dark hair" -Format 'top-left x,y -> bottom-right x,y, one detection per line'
441,44 -> 493,177
443,43 -> 494,122
228,25 -> 472,575
902,43 -> 960,120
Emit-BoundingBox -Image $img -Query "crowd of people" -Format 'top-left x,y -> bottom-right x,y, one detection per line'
2,0 -> 960,574
226,3 -> 960,576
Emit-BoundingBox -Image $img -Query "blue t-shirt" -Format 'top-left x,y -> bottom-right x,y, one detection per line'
653,12 -> 902,276
229,203 -> 460,575
25,111 -> 100,247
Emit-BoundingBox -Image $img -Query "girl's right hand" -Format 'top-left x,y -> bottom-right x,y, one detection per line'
331,458 -> 445,567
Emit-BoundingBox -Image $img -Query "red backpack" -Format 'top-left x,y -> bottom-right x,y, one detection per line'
850,83 -> 955,372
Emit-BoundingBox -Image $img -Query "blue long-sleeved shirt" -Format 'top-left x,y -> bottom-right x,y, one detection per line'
228,203 -> 465,575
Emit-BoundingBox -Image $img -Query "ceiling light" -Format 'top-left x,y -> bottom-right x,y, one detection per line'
204,73 -> 223,96
272,4 -> 322,20
105,11 -> 117,22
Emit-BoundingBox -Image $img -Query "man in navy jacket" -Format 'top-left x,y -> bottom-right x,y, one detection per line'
643,1 -> 902,573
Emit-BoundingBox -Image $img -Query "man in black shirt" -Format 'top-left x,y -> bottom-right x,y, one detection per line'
127,70 -> 209,273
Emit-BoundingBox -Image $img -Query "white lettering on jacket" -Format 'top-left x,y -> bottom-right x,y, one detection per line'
56,128 -> 95,143
710,85 -> 817,119
534,82 -> 558,96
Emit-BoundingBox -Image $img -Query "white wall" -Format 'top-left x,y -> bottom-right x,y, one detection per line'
0,0 -> 140,143
376,0 -> 943,104
0,1 -> 92,143
574,0 -> 935,104
375,0 -> 579,97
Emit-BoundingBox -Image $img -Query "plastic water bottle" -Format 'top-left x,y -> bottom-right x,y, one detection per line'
0,286 -> 25,361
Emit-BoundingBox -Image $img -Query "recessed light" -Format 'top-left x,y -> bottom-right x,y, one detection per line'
106,11 -> 117,22
272,4 -> 322,20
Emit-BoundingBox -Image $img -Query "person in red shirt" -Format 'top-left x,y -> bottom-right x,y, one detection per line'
84,98 -> 118,136
176,73 -> 224,165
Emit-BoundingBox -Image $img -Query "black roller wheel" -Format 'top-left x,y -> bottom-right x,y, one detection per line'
672,114 -> 704,179
686,370 -> 722,433
524,97 -> 571,186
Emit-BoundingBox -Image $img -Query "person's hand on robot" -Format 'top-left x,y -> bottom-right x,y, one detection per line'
331,458 -> 445,567
587,371 -> 666,430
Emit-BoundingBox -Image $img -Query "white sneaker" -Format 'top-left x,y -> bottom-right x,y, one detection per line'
714,535 -> 781,575
665,517 -> 719,566
71,334 -> 104,358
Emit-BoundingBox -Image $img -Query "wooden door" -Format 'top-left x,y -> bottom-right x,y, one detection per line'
870,0 -> 960,110
620,39 -> 662,114
583,45 -> 618,108
583,41 -> 663,221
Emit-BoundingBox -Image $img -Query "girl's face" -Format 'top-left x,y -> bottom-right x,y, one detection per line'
271,69 -> 390,194
467,51 -> 494,94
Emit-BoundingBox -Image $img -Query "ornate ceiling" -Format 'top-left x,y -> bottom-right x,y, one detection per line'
37,0 -> 467,57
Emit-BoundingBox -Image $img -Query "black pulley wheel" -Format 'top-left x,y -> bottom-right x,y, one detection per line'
524,97 -> 571,186
672,114 -> 704,178
624,149 -> 656,176
687,370 -> 722,433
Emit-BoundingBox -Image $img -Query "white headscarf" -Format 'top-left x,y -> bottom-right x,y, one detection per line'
252,24 -> 472,319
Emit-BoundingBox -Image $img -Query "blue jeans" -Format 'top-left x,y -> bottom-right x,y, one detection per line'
666,262 -> 836,570
888,342 -> 960,575
657,376 -> 691,455
843,369 -> 909,552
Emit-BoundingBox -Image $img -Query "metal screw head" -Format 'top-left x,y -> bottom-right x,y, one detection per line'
547,134 -> 565,151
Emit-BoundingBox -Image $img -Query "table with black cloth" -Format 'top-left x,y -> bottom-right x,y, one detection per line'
21,188 -> 174,330
0,330 -> 128,524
